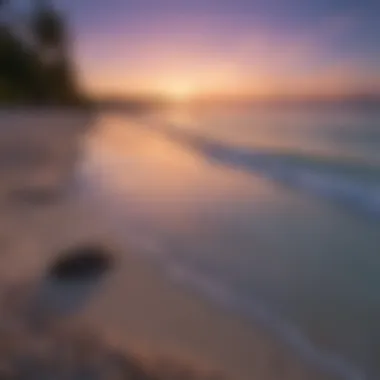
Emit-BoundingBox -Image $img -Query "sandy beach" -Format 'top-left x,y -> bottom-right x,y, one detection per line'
0,110 -> 342,380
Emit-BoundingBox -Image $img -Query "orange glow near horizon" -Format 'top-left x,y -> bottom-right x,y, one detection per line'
162,82 -> 195,102
65,0 -> 380,101
84,67 -> 380,100
81,60 -> 380,101
76,24 -> 380,100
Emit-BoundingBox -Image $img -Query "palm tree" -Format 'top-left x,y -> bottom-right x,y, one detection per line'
31,0 -> 67,60
30,0 -> 80,103
0,0 -> 82,104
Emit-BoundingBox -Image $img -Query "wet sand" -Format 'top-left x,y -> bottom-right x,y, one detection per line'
0,110 -> 341,380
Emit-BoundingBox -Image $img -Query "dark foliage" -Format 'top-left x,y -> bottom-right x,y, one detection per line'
0,0 -> 84,105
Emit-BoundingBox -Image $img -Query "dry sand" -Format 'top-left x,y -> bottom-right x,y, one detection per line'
0,110 -> 341,380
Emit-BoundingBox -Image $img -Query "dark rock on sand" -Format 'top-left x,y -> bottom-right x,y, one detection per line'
49,245 -> 113,281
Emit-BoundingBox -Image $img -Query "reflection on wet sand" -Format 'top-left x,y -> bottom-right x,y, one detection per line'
0,111 -> 342,380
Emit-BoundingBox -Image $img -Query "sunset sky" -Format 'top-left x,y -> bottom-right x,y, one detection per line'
55,0 -> 380,99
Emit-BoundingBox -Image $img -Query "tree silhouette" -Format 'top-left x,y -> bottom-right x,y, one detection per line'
0,0 -> 83,105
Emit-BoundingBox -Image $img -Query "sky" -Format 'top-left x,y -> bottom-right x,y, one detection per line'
54,0 -> 380,98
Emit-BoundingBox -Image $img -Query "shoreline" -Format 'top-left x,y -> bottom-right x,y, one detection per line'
0,159 -> 340,380
0,110 -> 358,380
64,169 -> 346,380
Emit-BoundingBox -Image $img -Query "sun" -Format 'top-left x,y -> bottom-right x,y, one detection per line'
164,82 -> 194,102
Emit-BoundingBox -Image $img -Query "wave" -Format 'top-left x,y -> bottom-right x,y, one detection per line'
160,125 -> 380,219
103,207 -> 371,380
82,131 -> 368,380
165,261 -> 366,380
112,217 -> 366,380
90,206 -> 369,379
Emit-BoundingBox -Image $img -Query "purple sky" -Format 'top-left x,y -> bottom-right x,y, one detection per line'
53,0 -> 380,97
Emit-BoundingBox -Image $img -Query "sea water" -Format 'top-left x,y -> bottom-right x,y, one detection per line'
85,103 -> 380,379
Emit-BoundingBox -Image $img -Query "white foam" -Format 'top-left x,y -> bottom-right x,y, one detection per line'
81,122 -> 373,380
163,126 -> 380,220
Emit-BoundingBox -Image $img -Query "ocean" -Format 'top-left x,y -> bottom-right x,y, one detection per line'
84,103 -> 380,380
